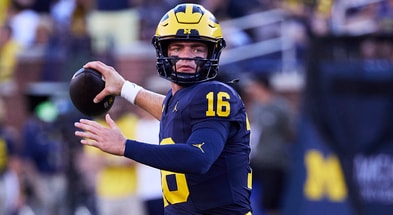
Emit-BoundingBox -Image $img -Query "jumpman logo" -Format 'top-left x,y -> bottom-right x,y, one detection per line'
192,142 -> 205,153
172,101 -> 179,112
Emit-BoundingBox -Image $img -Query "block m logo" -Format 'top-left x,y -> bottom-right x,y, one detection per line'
304,150 -> 348,201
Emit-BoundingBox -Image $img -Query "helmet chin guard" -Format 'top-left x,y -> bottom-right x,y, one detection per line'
152,3 -> 226,86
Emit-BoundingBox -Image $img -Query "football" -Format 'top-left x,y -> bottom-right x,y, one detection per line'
69,68 -> 115,117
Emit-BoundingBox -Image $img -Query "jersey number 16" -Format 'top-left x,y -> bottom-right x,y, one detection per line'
206,91 -> 230,117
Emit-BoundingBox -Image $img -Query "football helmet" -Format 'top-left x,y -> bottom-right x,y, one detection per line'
152,3 -> 226,86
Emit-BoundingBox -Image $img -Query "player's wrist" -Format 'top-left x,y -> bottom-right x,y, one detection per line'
121,81 -> 143,104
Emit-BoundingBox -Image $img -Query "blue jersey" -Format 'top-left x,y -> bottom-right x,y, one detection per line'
160,81 -> 251,214
124,80 -> 252,214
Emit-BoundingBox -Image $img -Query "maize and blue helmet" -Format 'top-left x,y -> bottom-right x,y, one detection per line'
152,3 -> 226,86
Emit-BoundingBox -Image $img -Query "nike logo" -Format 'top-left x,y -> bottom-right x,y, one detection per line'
192,142 -> 205,153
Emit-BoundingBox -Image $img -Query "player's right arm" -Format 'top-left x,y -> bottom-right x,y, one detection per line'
84,61 -> 164,120
134,88 -> 164,120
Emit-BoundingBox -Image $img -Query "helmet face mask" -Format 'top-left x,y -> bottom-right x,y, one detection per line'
152,3 -> 226,86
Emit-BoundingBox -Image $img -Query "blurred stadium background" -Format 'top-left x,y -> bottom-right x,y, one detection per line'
1,0 -> 393,215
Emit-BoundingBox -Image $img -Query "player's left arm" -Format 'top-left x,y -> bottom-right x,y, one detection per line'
124,120 -> 229,174
74,114 -> 228,167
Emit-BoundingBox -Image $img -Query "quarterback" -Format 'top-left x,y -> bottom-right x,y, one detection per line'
75,3 -> 252,214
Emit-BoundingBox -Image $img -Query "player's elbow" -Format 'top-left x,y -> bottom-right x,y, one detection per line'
180,146 -> 216,174
190,158 -> 212,174
195,165 -> 210,174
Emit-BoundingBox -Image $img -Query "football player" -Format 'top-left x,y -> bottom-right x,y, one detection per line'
75,3 -> 252,214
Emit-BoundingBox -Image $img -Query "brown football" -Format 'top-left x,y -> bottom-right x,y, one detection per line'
69,68 -> 115,117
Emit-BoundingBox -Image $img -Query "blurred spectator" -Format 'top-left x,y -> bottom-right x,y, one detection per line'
32,0 -> 93,82
0,97 -> 23,215
35,16 -> 53,46
0,0 -> 11,26
21,97 -> 68,215
244,73 -> 295,215
50,0 -> 77,31
308,10 -> 331,36
135,76 -> 170,215
0,24 -> 21,97
135,109 -> 164,215
8,0 -> 40,48
54,94 -> 97,214
86,0 -> 141,54
30,15 -> 66,82
137,0 -> 172,42
83,99 -> 145,215
62,0 -> 94,81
